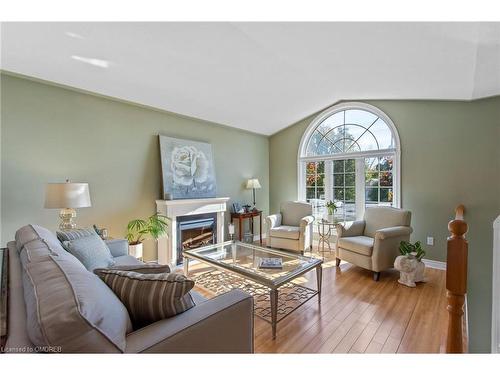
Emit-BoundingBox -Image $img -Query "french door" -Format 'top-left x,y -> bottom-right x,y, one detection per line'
303,154 -> 396,222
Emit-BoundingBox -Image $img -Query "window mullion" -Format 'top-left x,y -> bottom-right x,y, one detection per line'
355,158 -> 365,220
325,160 -> 333,202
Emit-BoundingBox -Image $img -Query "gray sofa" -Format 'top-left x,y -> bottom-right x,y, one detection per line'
3,224 -> 254,353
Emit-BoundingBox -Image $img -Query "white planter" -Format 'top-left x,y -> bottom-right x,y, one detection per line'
128,243 -> 143,259
394,255 -> 426,287
415,260 -> 425,283
324,212 -> 335,222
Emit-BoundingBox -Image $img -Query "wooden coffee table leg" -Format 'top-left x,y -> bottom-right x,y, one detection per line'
270,288 -> 278,339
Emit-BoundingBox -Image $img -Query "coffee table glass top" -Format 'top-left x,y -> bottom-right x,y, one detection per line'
183,240 -> 322,288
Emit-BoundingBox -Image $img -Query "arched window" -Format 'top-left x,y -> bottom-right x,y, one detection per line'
298,102 -> 401,222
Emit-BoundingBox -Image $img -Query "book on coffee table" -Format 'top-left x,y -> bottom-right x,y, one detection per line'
258,257 -> 283,269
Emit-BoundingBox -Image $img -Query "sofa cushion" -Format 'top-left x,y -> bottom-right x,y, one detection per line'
190,290 -> 208,305
63,233 -> 115,271
56,228 -> 97,242
364,207 -> 411,238
113,255 -> 145,267
105,238 -> 129,257
95,269 -> 195,329
96,263 -> 171,274
270,225 -> 300,240
15,224 -> 66,255
338,236 -> 374,256
15,224 -> 132,353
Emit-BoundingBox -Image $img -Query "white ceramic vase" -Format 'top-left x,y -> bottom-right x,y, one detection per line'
394,254 -> 425,287
128,242 -> 143,259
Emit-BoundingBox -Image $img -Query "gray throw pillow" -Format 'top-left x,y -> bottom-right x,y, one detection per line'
57,228 -> 97,242
64,233 -> 115,271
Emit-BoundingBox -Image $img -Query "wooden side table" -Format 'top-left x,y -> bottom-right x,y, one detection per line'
231,210 -> 263,245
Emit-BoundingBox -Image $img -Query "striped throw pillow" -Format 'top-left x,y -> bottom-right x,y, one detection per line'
95,269 -> 195,328
57,228 -> 97,242
94,263 -> 171,276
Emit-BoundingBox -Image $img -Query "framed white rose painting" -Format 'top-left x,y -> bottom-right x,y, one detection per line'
159,135 -> 217,199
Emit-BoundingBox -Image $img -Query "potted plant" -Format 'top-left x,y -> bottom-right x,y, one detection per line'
394,240 -> 426,287
126,214 -> 168,259
324,200 -> 340,222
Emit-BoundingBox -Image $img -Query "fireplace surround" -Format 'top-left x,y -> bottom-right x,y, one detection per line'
156,197 -> 229,266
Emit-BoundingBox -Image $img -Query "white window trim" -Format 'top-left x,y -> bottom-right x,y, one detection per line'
297,102 -> 402,217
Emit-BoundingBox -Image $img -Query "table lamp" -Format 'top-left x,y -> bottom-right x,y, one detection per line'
228,223 -> 235,240
44,179 -> 92,230
246,178 -> 261,209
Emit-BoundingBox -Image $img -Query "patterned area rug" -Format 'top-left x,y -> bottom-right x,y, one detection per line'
192,270 -> 318,323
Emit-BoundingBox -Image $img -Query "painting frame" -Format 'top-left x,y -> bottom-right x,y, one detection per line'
159,135 -> 217,200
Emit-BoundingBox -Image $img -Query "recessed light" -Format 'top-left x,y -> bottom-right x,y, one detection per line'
71,55 -> 111,68
65,31 -> 84,39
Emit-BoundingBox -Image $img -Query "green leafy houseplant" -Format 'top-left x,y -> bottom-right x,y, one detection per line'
126,214 -> 168,245
399,240 -> 426,261
325,200 -> 340,215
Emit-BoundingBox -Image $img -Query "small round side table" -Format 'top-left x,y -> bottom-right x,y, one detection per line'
317,219 -> 336,258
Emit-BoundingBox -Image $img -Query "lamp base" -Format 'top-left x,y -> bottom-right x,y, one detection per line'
59,208 -> 77,230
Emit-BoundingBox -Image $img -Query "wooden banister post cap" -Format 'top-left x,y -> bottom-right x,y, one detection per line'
448,219 -> 468,237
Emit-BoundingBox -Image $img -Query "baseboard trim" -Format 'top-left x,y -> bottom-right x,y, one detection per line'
422,259 -> 446,270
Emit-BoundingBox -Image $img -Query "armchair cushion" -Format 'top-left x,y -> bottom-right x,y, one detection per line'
270,225 -> 300,240
364,207 -> 411,238
375,226 -> 413,240
265,213 -> 282,229
336,220 -> 366,238
338,236 -> 374,256
280,201 -> 312,226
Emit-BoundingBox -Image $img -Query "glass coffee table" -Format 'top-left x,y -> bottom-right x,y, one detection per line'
183,240 -> 323,339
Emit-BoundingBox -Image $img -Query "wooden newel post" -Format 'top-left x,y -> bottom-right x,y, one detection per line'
446,204 -> 468,353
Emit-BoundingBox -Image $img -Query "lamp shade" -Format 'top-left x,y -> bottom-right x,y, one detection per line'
44,182 -> 91,209
246,178 -> 261,189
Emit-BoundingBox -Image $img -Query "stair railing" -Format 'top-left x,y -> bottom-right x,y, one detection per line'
445,204 -> 468,353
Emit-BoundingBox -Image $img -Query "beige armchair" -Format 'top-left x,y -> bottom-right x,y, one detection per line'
266,201 -> 314,253
335,206 -> 412,281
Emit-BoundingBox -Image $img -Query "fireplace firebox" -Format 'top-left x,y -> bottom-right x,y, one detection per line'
176,213 -> 217,265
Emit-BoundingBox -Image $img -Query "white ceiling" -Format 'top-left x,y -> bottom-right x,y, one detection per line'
1,22 -> 499,135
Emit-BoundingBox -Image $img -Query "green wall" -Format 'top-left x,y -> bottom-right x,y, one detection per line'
269,97 -> 500,353
2,72 -> 499,353
0,74 -> 269,260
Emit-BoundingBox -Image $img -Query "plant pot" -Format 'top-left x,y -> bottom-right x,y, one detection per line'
415,260 -> 425,283
324,212 -> 335,223
394,255 -> 419,287
128,242 -> 143,259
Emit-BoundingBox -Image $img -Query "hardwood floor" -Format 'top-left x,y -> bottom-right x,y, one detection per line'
191,245 -> 448,354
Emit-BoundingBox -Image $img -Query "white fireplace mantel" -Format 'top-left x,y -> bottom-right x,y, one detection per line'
156,197 -> 230,266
